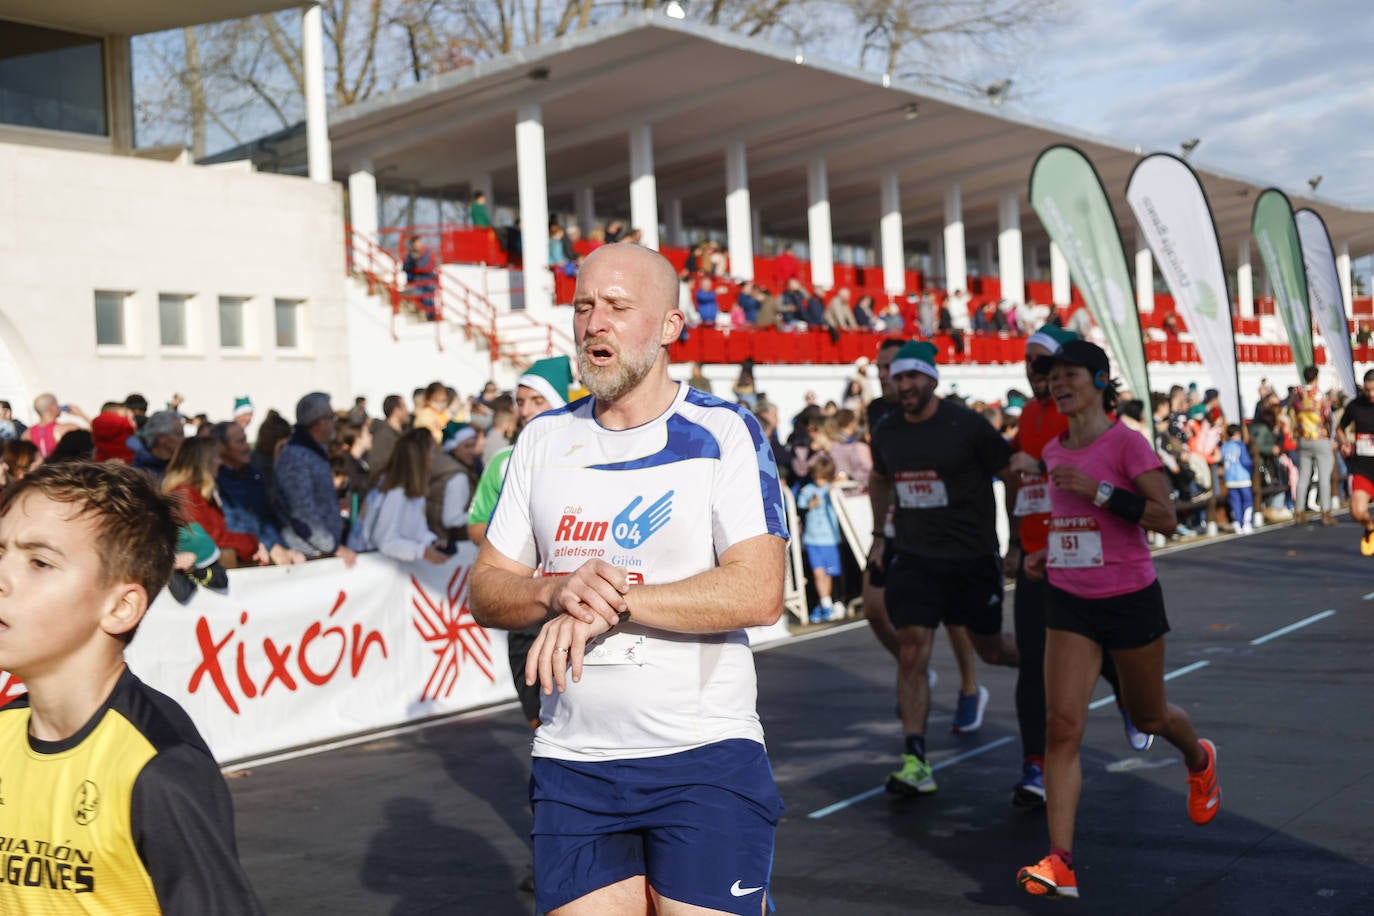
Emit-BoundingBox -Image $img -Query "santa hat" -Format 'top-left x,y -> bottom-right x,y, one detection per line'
517,356 -> 573,408
233,396 -> 253,418
441,421 -> 478,452
889,340 -> 940,382
1026,323 -> 1077,355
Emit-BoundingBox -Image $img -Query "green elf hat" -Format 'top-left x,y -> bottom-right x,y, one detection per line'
1025,323 -> 1077,355
517,356 -> 572,407
889,340 -> 940,382
177,522 -> 221,569
441,421 -> 478,452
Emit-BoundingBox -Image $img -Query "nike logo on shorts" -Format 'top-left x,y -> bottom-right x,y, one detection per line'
730,880 -> 763,897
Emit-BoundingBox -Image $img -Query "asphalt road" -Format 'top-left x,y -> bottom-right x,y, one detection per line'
230,520 -> 1374,915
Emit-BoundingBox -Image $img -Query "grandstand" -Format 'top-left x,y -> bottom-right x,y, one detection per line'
2,5 -> 1373,419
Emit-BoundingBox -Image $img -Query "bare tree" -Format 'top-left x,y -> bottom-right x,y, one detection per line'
133,0 -> 1058,156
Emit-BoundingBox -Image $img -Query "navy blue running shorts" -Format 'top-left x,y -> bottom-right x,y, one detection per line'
530,739 -> 784,915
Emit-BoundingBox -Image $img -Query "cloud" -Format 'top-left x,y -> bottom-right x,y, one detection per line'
1026,1 -> 1374,208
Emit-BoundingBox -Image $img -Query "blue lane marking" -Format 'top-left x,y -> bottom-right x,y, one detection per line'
807,737 -> 1015,819
1249,609 -> 1336,646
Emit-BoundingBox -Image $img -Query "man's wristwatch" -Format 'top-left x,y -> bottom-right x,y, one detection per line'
1093,480 -> 1114,507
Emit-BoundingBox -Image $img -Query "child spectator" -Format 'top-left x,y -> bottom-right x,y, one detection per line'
349,428 -> 448,564
0,461 -> 264,913
798,454 -> 845,623
164,437 -> 269,567
1220,424 -> 1254,533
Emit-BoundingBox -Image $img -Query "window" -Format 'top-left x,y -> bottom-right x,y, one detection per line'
275,298 -> 302,350
159,294 -> 189,348
94,290 -> 126,347
219,296 -> 248,349
0,22 -> 106,136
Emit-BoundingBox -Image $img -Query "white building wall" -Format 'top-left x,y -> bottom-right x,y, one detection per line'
0,142 -> 350,425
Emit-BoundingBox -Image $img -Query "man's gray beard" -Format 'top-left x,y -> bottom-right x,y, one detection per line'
579,341 -> 661,402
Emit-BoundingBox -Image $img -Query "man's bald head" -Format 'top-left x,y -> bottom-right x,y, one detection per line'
579,242 -> 680,316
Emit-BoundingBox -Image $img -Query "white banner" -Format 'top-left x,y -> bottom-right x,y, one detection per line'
0,548 -> 793,763
1295,209 -> 1357,397
1126,154 -> 1243,422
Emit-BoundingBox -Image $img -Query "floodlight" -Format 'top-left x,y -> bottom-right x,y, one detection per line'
1308,175 -> 1323,193
985,80 -> 1012,106
1180,137 -> 1200,157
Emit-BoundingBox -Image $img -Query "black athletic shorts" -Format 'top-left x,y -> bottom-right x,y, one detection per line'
866,539 -> 898,588
1045,579 -> 1170,651
883,550 -> 1004,635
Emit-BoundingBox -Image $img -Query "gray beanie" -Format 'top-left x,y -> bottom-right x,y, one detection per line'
143,410 -> 182,440
295,392 -> 334,428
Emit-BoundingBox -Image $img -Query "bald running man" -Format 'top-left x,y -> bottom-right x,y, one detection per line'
471,243 -> 789,916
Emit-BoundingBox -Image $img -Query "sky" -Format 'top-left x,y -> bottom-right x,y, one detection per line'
1009,0 -> 1374,210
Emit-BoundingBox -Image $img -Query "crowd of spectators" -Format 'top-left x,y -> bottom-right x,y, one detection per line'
0,379 -> 528,599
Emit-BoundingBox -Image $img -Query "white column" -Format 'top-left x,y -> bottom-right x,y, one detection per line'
516,104 -> 553,313
574,187 -> 596,235
666,199 -> 685,247
997,195 -> 1024,303
1050,241 -> 1070,307
879,170 -> 905,296
627,125 -> 660,250
1338,242 -> 1353,312
943,185 -> 968,295
302,3 -> 332,183
806,158 -> 835,291
724,142 -> 754,281
1135,232 -> 1155,314
348,163 -> 378,235
1237,240 -> 1254,318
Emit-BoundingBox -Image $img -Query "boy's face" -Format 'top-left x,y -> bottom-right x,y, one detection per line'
0,493 -> 144,680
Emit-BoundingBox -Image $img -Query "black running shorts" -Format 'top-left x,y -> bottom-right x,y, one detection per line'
1045,579 -> 1170,651
866,539 -> 898,589
883,550 -> 1004,635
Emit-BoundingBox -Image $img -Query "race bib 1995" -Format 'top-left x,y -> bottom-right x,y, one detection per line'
895,470 -> 948,509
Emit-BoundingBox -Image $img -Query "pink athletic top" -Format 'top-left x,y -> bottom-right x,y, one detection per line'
1042,422 -> 1163,599
28,422 -> 57,458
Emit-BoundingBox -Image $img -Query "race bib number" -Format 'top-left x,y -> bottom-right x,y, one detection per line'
1357,434 -> 1374,457
1047,517 -> 1104,569
583,631 -> 648,667
895,470 -> 948,509
1013,476 -> 1051,516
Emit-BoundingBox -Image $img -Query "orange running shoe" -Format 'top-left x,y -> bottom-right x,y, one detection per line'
1018,852 -> 1078,899
1187,738 -> 1221,824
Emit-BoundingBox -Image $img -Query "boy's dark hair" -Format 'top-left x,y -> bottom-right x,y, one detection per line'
1226,424 -> 1242,438
1302,365 -> 1319,383
382,395 -> 405,418
1,462 -> 178,637
124,393 -> 149,413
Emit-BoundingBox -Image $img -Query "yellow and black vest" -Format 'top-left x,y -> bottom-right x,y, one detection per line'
0,667 -> 262,915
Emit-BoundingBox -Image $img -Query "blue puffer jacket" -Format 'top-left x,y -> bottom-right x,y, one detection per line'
273,429 -> 342,557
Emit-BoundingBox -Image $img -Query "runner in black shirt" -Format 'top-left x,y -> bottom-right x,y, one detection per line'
1336,368 -> 1374,554
868,341 -> 1019,796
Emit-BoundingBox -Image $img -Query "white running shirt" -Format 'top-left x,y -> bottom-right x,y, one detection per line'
487,382 -> 789,761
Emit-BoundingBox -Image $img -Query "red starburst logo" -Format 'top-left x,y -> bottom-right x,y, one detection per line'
0,671 -> 25,707
411,566 -> 495,702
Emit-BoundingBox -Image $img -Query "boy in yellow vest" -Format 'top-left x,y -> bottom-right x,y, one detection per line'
0,461 -> 263,914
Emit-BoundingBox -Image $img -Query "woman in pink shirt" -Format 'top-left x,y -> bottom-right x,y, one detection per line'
1013,341 -> 1220,902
